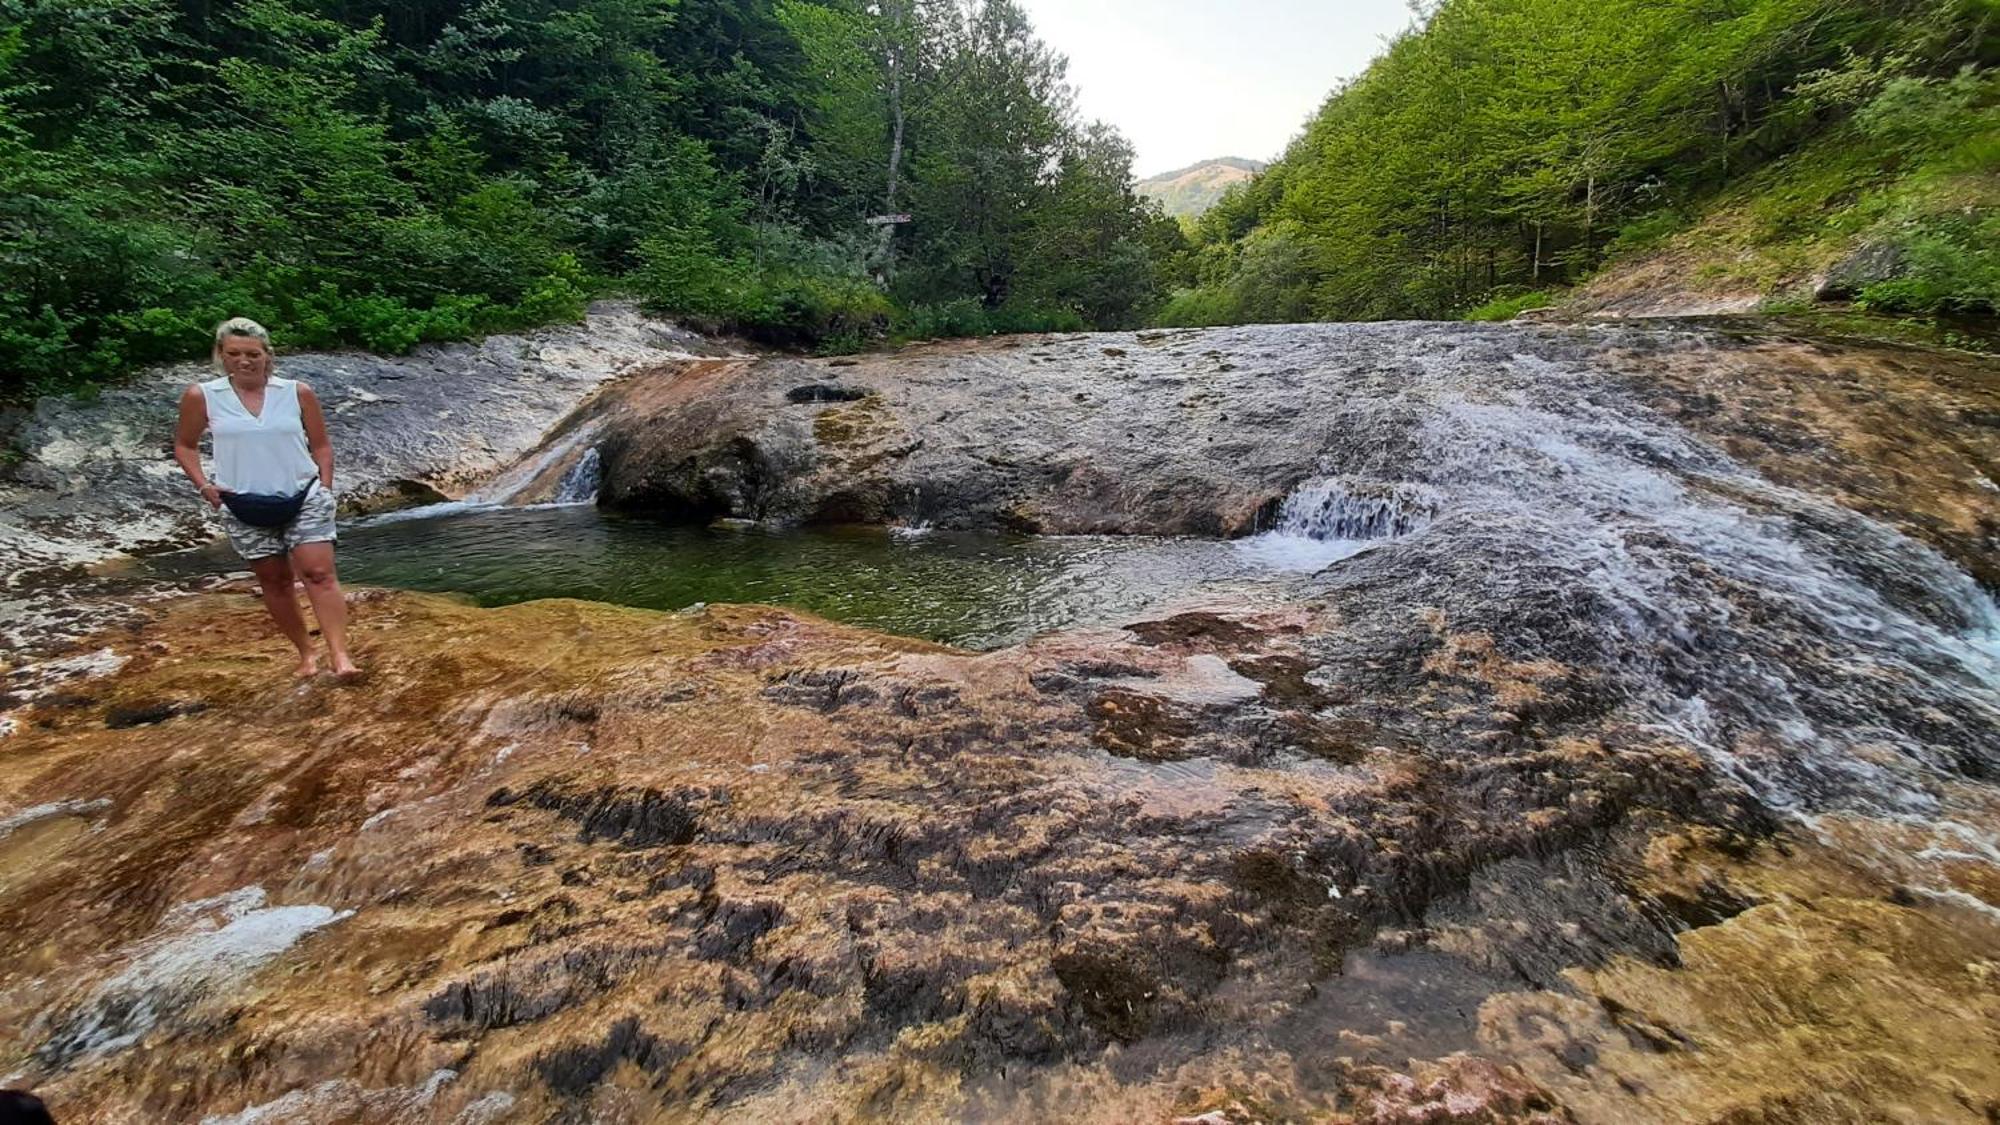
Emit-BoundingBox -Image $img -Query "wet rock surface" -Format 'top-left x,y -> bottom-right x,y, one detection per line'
1,320 -> 1998,1122
0,579 -> 1990,1123
596,322 -> 1999,573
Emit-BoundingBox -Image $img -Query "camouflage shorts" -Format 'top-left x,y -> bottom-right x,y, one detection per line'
221,482 -> 338,561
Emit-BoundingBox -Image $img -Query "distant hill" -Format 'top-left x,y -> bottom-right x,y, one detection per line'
1136,157 -> 1266,218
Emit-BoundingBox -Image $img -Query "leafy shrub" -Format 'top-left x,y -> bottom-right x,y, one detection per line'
894,299 -> 990,339
1605,210 -> 1688,256
508,255 -> 591,328
889,300 -> 1081,341
1155,287 -> 1240,328
1462,288 -> 1560,321
741,272 -> 895,346
988,305 -> 1086,334
1228,222 -> 1315,324
1854,68 -> 1993,157
1857,212 -> 2000,315
633,226 -> 759,328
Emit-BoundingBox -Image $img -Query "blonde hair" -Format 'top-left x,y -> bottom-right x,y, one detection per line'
212,317 -> 273,368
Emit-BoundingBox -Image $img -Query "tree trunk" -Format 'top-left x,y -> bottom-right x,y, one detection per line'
875,0 -> 908,286
1584,172 -> 1596,261
1717,81 -> 1732,179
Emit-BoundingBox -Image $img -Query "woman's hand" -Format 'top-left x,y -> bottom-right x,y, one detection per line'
199,483 -> 223,510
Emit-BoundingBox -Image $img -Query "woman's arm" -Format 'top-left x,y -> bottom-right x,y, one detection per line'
299,383 -> 334,490
173,384 -> 221,509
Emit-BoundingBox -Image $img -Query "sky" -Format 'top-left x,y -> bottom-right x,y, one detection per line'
1014,0 -> 1418,178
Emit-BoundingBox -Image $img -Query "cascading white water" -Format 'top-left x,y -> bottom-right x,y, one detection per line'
1237,478 -> 1438,572
552,446 -> 601,506
1268,478 -> 1438,541
1289,349 -> 2000,865
470,423 -> 602,506
361,424 -> 604,524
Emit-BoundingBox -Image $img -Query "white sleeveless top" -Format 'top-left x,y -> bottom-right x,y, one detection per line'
200,375 -> 318,496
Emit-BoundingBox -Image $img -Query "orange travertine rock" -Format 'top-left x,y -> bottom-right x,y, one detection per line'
2,587 -> 1995,1123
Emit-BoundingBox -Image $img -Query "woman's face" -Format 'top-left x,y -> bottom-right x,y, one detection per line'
218,336 -> 271,381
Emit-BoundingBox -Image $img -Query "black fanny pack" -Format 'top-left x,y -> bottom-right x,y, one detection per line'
221,483 -> 315,528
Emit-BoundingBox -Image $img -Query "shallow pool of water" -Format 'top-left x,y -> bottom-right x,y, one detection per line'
141,505 -> 1372,649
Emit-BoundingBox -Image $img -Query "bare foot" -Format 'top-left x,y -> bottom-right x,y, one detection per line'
294,655 -> 320,679
330,657 -> 364,682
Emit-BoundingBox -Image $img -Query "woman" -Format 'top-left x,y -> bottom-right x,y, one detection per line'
173,318 -> 359,679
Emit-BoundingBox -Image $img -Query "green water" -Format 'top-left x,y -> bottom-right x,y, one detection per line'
144,505 -> 1357,649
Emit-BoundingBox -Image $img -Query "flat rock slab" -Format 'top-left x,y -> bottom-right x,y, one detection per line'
0,591 -> 1993,1122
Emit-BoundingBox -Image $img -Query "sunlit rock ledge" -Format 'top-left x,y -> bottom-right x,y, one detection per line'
1,588 -> 1995,1123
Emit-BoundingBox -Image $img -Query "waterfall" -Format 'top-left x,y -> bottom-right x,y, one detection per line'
552,446 -> 601,506
1266,478 -> 1438,540
360,425 -> 603,525
1239,478 -> 1437,572
469,423 -> 602,506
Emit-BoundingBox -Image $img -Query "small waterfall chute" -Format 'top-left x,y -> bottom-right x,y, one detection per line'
1239,477 -> 1438,572
359,425 -> 603,525
553,446 -> 601,506
1266,478 -> 1439,541
471,422 -> 603,507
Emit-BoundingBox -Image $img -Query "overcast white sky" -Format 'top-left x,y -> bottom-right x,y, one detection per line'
1015,0 -> 1418,178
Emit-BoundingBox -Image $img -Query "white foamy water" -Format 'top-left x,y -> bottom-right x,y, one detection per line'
1235,477 -> 1440,572
1327,353 -> 2000,825
360,422 -> 605,526
472,421 -> 603,505
5,648 -> 128,701
552,444 -> 602,505
200,1069 -> 463,1125
1233,533 -> 1375,573
36,886 -> 351,1064
0,798 -> 111,839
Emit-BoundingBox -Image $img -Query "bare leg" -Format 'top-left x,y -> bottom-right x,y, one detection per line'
249,555 -> 316,677
290,541 -> 358,676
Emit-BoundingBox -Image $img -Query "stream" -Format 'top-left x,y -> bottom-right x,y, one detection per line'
136,502 -> 1382,649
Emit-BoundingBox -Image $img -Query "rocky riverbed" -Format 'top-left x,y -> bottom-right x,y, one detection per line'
1,319 -> 1997,1122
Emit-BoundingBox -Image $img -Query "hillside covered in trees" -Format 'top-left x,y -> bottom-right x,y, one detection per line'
1168,0 -> 1996,330
0,0 -> 1182,397
1135,157 -> 1265,219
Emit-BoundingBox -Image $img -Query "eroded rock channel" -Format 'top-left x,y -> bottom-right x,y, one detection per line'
2,319 -> 1997,1122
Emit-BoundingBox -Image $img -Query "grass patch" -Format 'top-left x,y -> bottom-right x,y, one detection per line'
1462,288 -> 1561,321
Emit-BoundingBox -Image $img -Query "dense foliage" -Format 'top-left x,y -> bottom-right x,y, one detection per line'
0,0 -> 1177,397
1168,0 -> 1997,326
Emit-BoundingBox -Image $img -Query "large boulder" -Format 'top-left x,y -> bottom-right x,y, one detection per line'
594,322 -> 2000,595
1813,238 -> 1908,302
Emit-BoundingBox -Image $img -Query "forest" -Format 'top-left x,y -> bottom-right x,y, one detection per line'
1170,0 -> 1996,326
0,0 -> 1182,397
4,0 -> 1994,399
